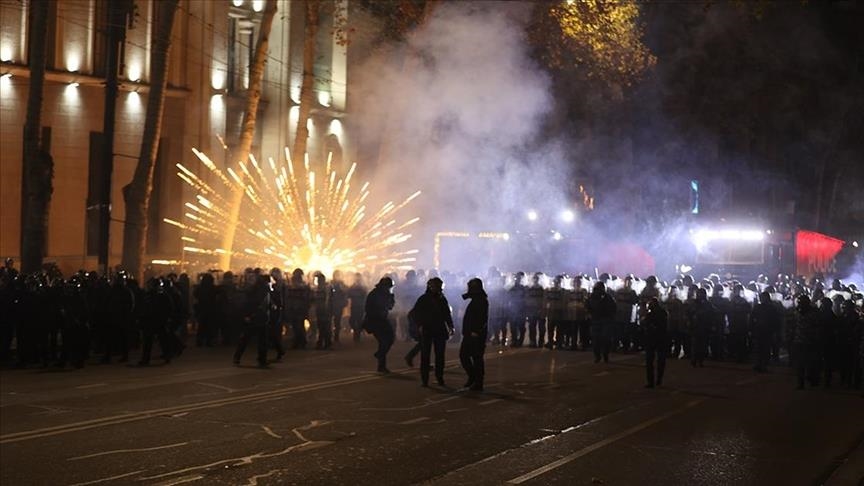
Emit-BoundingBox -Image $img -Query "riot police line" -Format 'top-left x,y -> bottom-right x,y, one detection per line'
1,258 -> 862,394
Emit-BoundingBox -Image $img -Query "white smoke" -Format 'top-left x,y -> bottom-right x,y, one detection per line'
350,2 -> 568,269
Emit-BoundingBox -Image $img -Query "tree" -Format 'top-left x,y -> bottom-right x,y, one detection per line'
121,0 -> 179,281
529,1 -> 655,89
218,0 -> 278,271
20,0 -> 52,274
291,0 -> 321,163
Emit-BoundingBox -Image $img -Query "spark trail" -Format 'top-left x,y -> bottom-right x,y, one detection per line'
164,149 -> 420,276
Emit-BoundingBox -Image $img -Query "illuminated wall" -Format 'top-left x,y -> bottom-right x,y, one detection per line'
0,0 -> 352,275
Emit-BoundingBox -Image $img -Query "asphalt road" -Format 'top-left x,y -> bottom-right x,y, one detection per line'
2,336 -> 863,486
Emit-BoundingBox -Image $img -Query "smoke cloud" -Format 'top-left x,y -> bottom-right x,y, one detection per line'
350,2 -> 574,272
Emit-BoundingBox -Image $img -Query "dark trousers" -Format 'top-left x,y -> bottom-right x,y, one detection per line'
420,335 -> 447,384
577,320 -> 591,349
527,314 -> 545,347
460,337 -> 485,387
349,311 -> 364,342
287,315 -> 307,349
406,341 -> 421,362
269,321 -> 285,357
645,344 -> 667,386
509,316 -> 525,347
753,335 -> 771,371
794,343 -> 821,388
316,314 -> 332,349
489,317 -> 508,344
140,321 -> 171,364
592,334 -> 610,363
332,314 -> 343,343
234,325 -> 268,365
103,322 -> 130,362
373,324 -> 394,370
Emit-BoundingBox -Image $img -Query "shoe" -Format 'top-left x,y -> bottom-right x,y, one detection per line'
436,378 -> 446,387
645,384 -> 654,389
469,384 -> 484,392
257,361 -> 270,368
463,380 -> 475,389
405,356 -> 414,368
378,367 -> 391,374
233,359 -> 240,366
137,360 -> 150,366
421,382 -> 429,387
656,381 -> 663,387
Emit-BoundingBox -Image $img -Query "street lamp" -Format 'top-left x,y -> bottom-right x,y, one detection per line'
560,209 -> 575,223
527,210 -> 538,221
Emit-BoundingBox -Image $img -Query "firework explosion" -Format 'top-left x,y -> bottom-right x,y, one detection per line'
163,148 -> 421,276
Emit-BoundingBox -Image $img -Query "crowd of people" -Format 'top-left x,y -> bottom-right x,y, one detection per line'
1,257 -> 862,394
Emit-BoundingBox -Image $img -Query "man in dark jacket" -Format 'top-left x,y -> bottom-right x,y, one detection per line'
750,291 -> 781,372
587,282 -> 616,363
284,269 -> 312,349
642,297 -> 668,388
410,277 -> 454,387
365,276 -> 396,372
233,273 -> 271,368
460,278 -> 488,391
793,294 -> 821,389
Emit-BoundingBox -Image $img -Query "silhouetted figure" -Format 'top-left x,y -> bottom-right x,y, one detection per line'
284,269 -> 312,349
347,273 -> 367,342
792,295 -> 821,389
233,274 -> 271,368
643,298 -> 668,388
138,278 -> 174,366
750,291 -> 781,373
365,277 -> 396,373
587,282 -> 616,363
460,278 -> 488,391
410,277 -> 454,386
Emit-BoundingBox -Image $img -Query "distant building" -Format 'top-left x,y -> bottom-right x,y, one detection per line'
0,0 -> 349,275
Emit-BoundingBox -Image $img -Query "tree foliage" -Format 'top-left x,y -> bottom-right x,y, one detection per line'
530,0 -> 656,87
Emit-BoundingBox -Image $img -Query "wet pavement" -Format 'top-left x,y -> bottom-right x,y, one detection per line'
1,337 -> 862,485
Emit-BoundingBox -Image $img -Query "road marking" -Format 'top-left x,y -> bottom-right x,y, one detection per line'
399,417 -> 430,425
478,399 -> 502,406
506,398 -> 706,484
261,426 -> 282,439
1,347 -> 536,444
68,442 -> 190,461
194,382 -> 238,393
68,469 -> 145,486
74,383 -> 108,390
592,371 -> 611,377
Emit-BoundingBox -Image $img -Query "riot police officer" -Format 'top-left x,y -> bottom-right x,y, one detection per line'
410,277 -> 454,386
460,278 -> 488,391
365,276 -> 396,373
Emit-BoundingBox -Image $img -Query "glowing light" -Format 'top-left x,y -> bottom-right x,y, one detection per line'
68,82 -> 79,88
210,94 -> 225,113
853,241 -> 860,248
212,70 -> 226,90
560,209 -> 575,223
125,91 -> 142,113
692,228 -> 765,250
0,44 -> 12,62
65,52 -> 81,72
0,73 -> 10,90
552,231 -> 563,241
318,91 -> 331,107
252,0 -> 264,11
232,0 -> 244,6
433,232 -> 471,269
151,259 -> 182,265
127,63 -> 142,82
478,232 -> 510,241
171,149 -> 420,274
527,210 -> 538,221
329,119 -> 343,137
